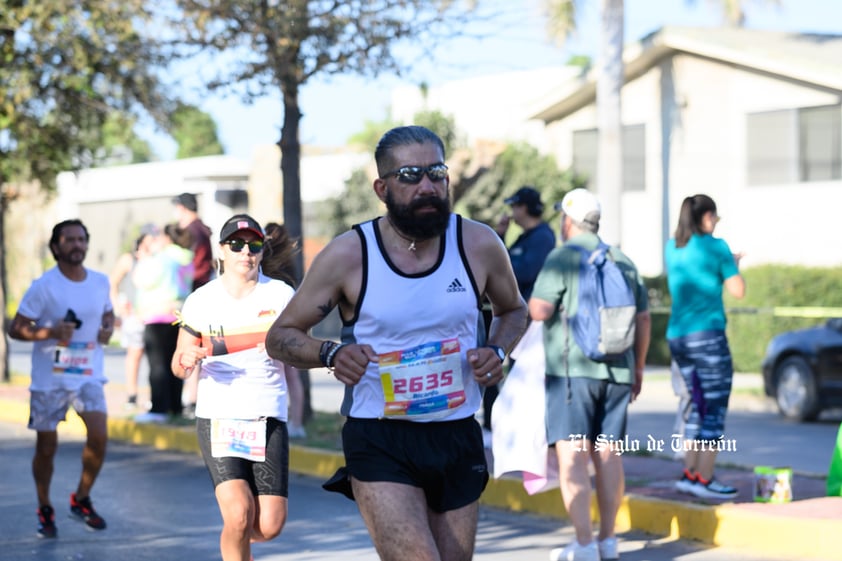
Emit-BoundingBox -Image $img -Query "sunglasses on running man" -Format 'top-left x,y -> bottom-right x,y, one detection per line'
224,239 -> 264,253
380,163 -> 448,185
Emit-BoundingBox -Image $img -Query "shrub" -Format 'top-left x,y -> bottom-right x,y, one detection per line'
645,265 -> 842,372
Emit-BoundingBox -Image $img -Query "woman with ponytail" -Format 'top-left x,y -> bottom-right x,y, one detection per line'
666,194 -> 745,500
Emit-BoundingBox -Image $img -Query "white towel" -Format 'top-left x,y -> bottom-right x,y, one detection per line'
491,321 -> 559,495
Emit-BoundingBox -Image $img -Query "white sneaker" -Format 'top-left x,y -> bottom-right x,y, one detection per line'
598,537 -> 618,560
675,470 -> 698,494
690,476 -> 738,500
133,412 -> 168,424
549,540 -> 600,561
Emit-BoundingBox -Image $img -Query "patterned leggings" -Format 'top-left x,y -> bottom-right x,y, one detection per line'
668,330 -> 733,441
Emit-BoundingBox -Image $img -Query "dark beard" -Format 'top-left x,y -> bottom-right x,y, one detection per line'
57,248 -> 86,266
385,190 -> 451,240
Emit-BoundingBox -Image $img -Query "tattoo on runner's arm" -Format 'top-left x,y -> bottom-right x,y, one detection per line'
317,299 -> 335,321
280,336 -> 309,362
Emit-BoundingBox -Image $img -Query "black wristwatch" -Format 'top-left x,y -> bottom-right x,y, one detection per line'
488,345 -> 506,363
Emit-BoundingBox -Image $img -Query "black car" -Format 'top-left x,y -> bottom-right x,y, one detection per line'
761,318 -> 842,421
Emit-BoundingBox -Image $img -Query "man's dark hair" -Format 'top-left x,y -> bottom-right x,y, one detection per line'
49,219 -> 89,259
374,126 -> 445,177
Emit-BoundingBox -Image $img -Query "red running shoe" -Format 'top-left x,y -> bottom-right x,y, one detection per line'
69,493 -> 107,530
37,504 -> 57,538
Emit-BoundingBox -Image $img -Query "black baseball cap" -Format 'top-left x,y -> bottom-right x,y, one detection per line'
219,214 -> 264,242
504,186 -> 544,216
172,192 -> 198,212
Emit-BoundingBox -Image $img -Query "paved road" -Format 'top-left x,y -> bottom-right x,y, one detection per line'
625,373 -> 841,476
0,421 -> 803,561
9,340 -> 840,477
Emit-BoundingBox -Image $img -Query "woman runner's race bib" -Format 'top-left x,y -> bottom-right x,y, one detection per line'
210,418 -> 267,461
52,342 -> 95,376
379,338 -> 466,420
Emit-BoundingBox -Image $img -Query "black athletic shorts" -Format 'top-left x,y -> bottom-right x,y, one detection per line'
324,416 -> 488,513
197,416 -> 289,497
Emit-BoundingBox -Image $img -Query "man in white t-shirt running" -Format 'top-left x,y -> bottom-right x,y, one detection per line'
8,219 -> 114,539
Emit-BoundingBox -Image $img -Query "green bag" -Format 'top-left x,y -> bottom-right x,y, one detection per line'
827,422 -> 842,496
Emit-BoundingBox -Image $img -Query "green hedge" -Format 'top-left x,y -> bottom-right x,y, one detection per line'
644,265 -> 842,372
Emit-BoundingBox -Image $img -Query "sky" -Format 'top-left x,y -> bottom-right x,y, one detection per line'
143,0 -> 842,161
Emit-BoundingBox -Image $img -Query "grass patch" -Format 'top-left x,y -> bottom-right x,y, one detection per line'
733,386 -> 766,398
300,410 -> 345,451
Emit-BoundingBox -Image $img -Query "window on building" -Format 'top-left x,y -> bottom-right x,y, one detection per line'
572,124 -> 646,192
747,104 -> 841,185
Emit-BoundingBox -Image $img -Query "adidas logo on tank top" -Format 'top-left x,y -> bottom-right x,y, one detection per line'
447,278 -> 467,293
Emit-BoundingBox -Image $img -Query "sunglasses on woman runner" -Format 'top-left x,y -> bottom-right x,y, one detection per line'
224,239 -> 264,253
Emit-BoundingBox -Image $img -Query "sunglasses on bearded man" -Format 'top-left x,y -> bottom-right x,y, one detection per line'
380,163 -> 448,185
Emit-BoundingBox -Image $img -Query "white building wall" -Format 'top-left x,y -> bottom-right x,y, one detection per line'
668,54 -> 841,270
51,148 -> 372,280
543,52 -> 842,276
55,156 -> 251,273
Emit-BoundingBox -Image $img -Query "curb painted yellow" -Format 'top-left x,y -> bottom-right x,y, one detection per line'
288,445 -> 345,478
107,418 -> 201,454
480,476 -> 568,518
711,504 -> 840,559
0,395 -> 836,560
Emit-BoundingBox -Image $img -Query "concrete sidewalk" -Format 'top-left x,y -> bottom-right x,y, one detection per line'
1,375 -> 839,561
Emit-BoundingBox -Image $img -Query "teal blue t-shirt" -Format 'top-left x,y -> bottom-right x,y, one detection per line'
665,234 -> 739,339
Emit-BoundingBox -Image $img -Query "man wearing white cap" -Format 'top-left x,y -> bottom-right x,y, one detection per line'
529,188 -> 651,561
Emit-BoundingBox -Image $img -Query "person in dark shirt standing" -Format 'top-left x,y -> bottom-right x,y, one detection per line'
496,186 -> 557,301
480,186 -> 556,442
172,192 -> 213,290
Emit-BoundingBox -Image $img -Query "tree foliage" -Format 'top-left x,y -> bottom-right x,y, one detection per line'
319,138 -> 584,244
99,113 -> 154,165
544,0 -> 578,44
318,108 -> 461,237
319,168 -> 383,240
347,117 -> 402,153
0,0 -> 171,187
171,0 -> 477,281
0,0 -> 174,382
688,0 -> 782,27
170,103 -> 224,159
414,110 -> 462,158
454,142 -> 585,234
345,108 -> 460,157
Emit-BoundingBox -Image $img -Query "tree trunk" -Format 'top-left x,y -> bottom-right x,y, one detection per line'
277,79 -> 313,421
596,0 -> 624,246
0,187 -> 8,382
278,82 -> 304,284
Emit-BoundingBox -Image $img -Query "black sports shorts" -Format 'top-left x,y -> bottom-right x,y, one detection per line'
324,416 -> 488,513
197,416 -> 289,497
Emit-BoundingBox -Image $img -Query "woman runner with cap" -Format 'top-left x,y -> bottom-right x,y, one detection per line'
171,213 -> 297,561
